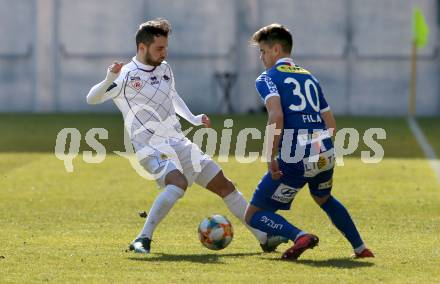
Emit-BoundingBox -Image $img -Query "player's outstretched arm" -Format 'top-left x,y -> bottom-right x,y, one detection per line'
86,62 -> 123,105
172,94 -> 210,127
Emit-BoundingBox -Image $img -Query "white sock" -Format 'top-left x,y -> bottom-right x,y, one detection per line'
223,190 -> 267,244
354,243 -> 366,254
136,184 -> 185,240
294,231 -> 307,242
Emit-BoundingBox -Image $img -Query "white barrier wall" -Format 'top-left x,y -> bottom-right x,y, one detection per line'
0,0 -> 438,115
0,0 -> 35,112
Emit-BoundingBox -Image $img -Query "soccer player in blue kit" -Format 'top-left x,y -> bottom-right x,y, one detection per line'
244,24 -> 374,260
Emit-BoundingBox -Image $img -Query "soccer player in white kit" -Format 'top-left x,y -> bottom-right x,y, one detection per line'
86,18 -> 287,254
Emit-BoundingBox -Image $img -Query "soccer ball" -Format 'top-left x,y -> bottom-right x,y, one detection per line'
198,214 -> 233,250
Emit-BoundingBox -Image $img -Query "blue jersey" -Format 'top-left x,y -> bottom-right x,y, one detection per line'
255,58 -> 332,160
251,58 -> 336,211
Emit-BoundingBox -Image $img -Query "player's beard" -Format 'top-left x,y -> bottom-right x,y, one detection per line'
144,51 -> 164,67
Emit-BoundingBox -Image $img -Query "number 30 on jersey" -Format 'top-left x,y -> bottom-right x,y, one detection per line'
284,77 -> 320,112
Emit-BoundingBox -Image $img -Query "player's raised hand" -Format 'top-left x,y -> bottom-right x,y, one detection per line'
108,62 -> 124,74
201,114 -> 211,128
269,159 -> 283,180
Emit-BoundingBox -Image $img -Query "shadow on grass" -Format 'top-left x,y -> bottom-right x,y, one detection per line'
128,252 -> 261,264
270,257 -> 374,268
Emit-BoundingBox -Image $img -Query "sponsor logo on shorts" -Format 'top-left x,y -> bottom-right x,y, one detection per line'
271,184 -> 300,203
317,156 -> 327,169
318,179 -> 333,190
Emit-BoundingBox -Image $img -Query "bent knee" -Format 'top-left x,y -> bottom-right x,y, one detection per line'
215,179 -> 235,198
165,171 -> 188,190
175,179 -> 188,190
244,205 -> 261,225
207,172 -> 235,198
223,179 -> 236,196
172,176 -> 188,190
312,194 -> 330,206
244,209 -> 253,225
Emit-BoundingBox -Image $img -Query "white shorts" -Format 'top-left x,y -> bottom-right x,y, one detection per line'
138,138 -> 221,188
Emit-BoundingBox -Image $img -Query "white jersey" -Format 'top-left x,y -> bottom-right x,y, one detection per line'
87,57 -> 203,155
87,57 -> 220,188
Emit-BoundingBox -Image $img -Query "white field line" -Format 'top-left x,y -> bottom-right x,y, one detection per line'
407,117 -> 440,183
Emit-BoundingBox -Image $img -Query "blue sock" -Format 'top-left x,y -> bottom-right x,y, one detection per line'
320,196 -> 364,249
249,211 -> 303,241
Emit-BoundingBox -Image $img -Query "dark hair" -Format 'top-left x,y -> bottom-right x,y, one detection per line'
136,18 -> 171,49
251,23 -> 293,54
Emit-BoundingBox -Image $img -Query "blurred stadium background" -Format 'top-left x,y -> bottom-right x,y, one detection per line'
0,0 -> 439,115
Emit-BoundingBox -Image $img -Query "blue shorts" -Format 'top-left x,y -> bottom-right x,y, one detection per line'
250,165 -> 334,212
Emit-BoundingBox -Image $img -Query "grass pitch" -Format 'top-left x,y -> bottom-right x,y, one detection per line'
0,114 -> 439,283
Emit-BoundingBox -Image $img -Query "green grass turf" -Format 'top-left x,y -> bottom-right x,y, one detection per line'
1,114 -> 439,283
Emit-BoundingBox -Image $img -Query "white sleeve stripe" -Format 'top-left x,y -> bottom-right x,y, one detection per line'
264,76 -> 277,91
264,77 -> 272,89
264,93 -> 280,103
320,106 -> 331,113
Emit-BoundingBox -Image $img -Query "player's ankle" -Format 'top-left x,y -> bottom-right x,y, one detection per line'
294,231 -> 307,242
354,243 -> 367,254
